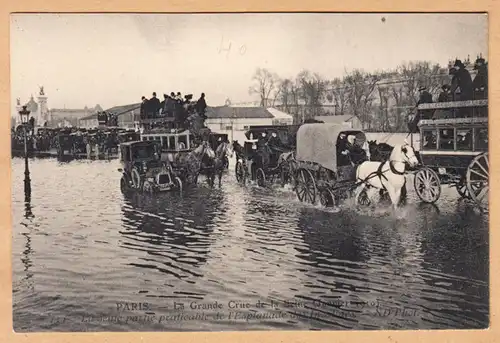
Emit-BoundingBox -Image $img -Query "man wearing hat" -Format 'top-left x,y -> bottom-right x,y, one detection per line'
438,85 -> 451,102
417,86 -> 434,120
196,93 -> 208,119
451,59 -> 473,101
472,56 -> 488,100
159,94 -> 168,117
148,92 -> 161,119
140,98 -> 148,120
417,86 -> 433,105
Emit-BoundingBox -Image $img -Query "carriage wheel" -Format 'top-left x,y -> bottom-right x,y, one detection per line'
466,152 -> 489,212
131,168 -> 142,189
414,167 -> 441,204
295,169 -> 317,204
174,176 -> 183,193
120,176 -> 128,194
256,168 -> 266,187
456,176 -> 471,199
142,180 -> 154,194
319,188 -> 336,207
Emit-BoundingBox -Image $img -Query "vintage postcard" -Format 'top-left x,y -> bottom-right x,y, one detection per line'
9,12 -> 489,333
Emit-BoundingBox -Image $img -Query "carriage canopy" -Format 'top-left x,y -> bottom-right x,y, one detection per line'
296,123 -> 366,172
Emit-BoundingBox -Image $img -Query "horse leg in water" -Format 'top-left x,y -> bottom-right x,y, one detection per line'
218,169 -> 223,188
353,182 -> 368,206
207,169 -> 215,188
384,183 -> 402,211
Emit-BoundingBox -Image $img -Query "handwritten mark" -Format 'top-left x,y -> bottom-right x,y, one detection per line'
218,35 -> 247,58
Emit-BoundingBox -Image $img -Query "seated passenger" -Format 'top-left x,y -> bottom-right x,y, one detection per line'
337,134 -> 351,166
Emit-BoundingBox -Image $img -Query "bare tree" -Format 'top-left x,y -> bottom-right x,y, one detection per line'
377,85 -> 391,131
344,69 -> 381,129
248,68 -> 279,107
296,70 -> 327,121
329,77 -> 349,115
397,61 -> 450,104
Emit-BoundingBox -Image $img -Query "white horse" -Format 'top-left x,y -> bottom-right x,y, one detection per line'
354,142 -> 419,209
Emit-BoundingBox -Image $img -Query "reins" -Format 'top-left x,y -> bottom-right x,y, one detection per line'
356,146 -> 411,189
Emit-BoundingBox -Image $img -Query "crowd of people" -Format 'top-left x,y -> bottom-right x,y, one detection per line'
408,57 -> 488,132
416,57 -> 488,108
11,126 -> 57,153
139,92 -> 208,132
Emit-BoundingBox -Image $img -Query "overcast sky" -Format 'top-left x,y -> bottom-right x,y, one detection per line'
10,13 -> 487,112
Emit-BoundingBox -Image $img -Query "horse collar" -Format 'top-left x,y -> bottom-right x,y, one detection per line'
389,160 -> 405,175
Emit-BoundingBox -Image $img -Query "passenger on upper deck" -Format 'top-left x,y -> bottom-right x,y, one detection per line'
417,86 -> 433,105
417,86 -> 434,120
472,56 -> 488,100
196,93 -> 208,119
165,93 -> 176,118
140,96 -> 148,120
159,94 -> 168,116
450,59 -> 473,101
149,92 -> 161,118
438,85 -> 451,102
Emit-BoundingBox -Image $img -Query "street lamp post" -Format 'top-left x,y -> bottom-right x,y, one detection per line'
230,108 -> 237,143
19,105 -> 31,198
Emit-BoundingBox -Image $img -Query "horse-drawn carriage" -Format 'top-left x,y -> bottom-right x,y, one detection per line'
291,123 -> 419,208
411,99 -> 489,212
235,125 -> 298,187
68,129 -> 89,154
118,140 -> 183,193
291,124 -> 372,207
207,133 -> 230,170
54,129 -> 74,157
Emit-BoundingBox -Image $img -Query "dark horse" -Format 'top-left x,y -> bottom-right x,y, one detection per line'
367,140 -> 407,205
202,141 -> 231,188
368,140 -> 394,162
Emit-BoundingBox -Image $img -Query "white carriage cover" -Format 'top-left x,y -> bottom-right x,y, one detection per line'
296,123 -> 366,172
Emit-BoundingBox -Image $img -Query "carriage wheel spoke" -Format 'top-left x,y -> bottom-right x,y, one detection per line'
471,167 -> 488,181
297,186 -> 306,200
483,155 -> 489,169
476,158 -> 489,177
476,186 -> 489,201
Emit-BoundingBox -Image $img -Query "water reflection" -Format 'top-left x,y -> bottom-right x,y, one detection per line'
417,205 -> 489,328
21,180 -> 35,290
119,189 -> 225,280
297,210 -> 370,265
11,158 -> 489,331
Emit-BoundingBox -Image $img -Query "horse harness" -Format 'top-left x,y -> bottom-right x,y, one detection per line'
362,146 -> 410,190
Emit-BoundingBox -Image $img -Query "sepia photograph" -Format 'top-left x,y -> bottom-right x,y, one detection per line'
10,13 -> 489,332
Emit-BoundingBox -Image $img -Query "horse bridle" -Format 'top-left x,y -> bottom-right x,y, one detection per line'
388,146 -> 414,175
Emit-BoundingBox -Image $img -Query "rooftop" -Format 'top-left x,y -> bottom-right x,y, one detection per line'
206,106 -> 274,119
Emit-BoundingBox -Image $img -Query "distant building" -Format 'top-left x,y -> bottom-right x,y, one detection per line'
205,106 -> 293,142
49,106 -> 101,127
15,87 -> 102,128
78,103 -> 141,128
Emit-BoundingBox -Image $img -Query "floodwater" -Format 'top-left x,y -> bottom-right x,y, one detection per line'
11,157 -> 489,332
